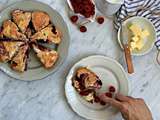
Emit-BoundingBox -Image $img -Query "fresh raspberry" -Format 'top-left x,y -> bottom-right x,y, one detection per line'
79,26 -> 87,32
76,0 -> 82,3
84,13 -> 91,18
84,5 -> 92,12
83,1 -> 90,5
77,4 -> 83,12
105,92 -> 113,98
100,101 -> 106,106
70,15 -> 78,23
94,96 -> 100,103
97,17 -> 105,24
90,10 -> 95,15
109,86 -> 116,93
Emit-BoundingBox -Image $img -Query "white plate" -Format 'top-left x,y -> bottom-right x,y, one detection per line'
117,16 -> 156,56
65,55 -> 129,120
0,1 -> 70,81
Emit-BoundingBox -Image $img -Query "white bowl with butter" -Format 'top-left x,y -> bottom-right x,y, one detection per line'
118,16 -> 157,56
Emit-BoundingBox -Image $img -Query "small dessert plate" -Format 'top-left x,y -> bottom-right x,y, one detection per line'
117,16 -> 156,56
0,1 -> 70,81
65,55 -> 129,120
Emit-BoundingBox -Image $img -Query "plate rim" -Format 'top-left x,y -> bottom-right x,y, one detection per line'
65,55 -> 129,120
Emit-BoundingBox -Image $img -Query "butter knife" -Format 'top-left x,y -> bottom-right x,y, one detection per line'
120,24 -> 134,74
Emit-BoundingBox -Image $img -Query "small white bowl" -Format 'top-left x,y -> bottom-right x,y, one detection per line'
117,16 -> 157,56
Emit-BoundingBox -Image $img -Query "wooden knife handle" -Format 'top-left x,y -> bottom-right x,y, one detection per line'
123,44 -> 134,74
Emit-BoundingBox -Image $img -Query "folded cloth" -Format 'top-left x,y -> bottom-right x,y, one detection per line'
114,0 -> 160,45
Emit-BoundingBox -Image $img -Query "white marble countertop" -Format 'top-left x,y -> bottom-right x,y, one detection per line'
0,0 -> 160,120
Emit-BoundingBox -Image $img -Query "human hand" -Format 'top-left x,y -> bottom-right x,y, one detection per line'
100,94 -> 153,120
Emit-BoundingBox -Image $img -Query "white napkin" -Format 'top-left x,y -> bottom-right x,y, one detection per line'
114,0 -> 160,49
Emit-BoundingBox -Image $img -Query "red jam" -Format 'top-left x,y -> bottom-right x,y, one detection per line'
70,15 -> 79,23
70,0 -> 95,18
97,17 -> 105,24
79,26 -> 87,32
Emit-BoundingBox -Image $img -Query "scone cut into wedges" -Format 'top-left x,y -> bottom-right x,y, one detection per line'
32,11 -> 50,32
10,44 -> 29,72
0,9 -> 61,73
11,10 -> 31,33
72,67 -> 102,103
32,44 -> 58,69
31,25 -> 61,44
0,41 -> 24,62
1,20 -> 27,40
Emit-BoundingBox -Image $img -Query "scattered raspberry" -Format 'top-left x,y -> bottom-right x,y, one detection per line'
84,5 -> 92,12
70,15 -> 78,23
94,96 -> 100,103
105,92 -> 113,98
97,17 -> 105,24
79,26 -> 87,32
109,86 -> 116,93
100,101 -> 106,106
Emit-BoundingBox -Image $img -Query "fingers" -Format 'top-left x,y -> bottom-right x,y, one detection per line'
115,94 -> 133,102
99,94 -> 123,110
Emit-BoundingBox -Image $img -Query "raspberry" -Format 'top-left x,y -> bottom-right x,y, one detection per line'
105,92 -> 113,98
97,17 -> 105,24
109,86 -> 116,93
100,101 -> 106,106
79,26 -> 87,32
84,13 -> 91,18
94,96 -> 100,103
84,5 -> 92,12
77,4 -> 83,12
70,15 -> 78,23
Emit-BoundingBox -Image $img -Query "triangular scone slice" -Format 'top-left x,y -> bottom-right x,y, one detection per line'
11,44 -> 29,72
2,20 -> 27,41
32,44 -> 58,68
32,11 -> 50,31
0,41 -> 24,62
0,42 -> 9,62
31,25 -> 61,44
12,10 -> 31,33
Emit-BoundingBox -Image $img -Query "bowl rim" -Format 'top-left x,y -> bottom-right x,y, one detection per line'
117,16 -> 157,56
